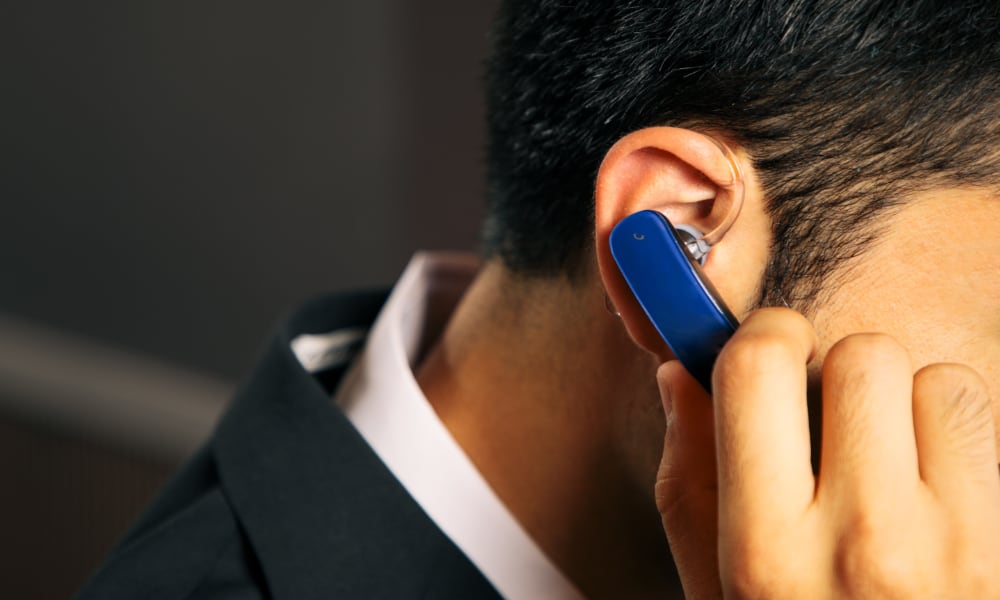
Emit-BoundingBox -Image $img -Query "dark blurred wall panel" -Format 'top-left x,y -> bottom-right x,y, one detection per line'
1,1 -> 498,377
0,415 -> 173,600
397,1 -> 493,252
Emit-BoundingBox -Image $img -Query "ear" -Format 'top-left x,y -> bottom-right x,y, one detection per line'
595,127 -> 769,359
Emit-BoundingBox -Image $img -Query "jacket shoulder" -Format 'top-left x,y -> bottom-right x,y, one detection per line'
75,447 -> 268,600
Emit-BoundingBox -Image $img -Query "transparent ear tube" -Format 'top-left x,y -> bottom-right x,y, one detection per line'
699,135 -> 745,247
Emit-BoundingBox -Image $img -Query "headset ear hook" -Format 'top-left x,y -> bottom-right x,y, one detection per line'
699,134 -> 745,246
670,133 -> 744,264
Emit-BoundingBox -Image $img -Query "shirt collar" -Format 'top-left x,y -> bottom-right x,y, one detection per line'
324,252 -> 583,600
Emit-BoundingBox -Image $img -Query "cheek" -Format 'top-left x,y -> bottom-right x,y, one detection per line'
805,190 -> 1000,452
811,288 -> 1000,454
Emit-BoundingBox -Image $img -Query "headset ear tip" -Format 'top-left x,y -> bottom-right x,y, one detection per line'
672,223 -> 712,266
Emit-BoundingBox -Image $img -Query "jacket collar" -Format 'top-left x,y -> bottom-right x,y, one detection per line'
212,291 -> 499,599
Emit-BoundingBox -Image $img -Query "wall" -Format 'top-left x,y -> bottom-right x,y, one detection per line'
0,2 -> 498,596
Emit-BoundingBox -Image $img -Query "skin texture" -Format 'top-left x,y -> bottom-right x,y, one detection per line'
418,127 -> 1000,598
655,191 -> 1000,598
418,262 -> 680,598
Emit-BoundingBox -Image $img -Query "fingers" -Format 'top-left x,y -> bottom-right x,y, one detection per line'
819,334 -> 919,509
712,308 -> 817,538
657,360 -> 716,510
655,360 -> 721,598
912,363 -> 999,506
690,309 -> 1000,598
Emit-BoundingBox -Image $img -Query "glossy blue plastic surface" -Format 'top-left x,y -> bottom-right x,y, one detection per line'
610,210 -> 739,392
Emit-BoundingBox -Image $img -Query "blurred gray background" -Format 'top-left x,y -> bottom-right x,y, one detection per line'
1,1 -> 499,597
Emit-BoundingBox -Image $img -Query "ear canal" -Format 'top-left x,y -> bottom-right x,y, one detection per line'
699,135 -> 745,246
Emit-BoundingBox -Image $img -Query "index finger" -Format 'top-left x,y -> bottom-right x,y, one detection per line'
712,308 -> 817,541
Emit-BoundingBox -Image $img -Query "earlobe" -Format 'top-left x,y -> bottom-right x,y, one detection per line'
594,127 -> 749,358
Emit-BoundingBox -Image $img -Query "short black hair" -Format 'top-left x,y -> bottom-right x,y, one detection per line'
483,0 -> 1000,311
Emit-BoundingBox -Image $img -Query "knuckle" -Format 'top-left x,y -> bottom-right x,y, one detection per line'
717,330 -> 798,378
825,332 -> 908,373
654,456 -> 717,529
721,536 -> 783,598
833,518 -> 919,597
653,473 -> 685,521
942,524 -> 1000,597
958,556 -> 996,597
915,363 -> 994,447
915,363 -> 991,406
715,308 -> 815,388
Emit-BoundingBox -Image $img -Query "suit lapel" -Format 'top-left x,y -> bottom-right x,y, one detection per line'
213,291 -> 500,599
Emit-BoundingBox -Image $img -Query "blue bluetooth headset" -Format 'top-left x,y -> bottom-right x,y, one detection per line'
610,210 -> 739,392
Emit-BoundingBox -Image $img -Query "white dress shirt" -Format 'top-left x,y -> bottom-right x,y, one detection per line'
292,252 -> 583,600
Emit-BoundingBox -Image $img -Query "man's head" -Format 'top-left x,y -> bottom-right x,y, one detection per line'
483,0 -> 1000,311
418,6 -> 998,588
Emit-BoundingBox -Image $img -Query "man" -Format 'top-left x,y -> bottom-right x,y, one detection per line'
78,1 -> 1000,598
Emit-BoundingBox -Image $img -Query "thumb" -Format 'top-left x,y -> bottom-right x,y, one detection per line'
655,360 -> 722,599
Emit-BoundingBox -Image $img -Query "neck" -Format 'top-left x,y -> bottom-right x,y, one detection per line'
416,260 -> 680,598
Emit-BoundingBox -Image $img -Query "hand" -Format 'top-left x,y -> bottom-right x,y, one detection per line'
655,308 -> 1000,599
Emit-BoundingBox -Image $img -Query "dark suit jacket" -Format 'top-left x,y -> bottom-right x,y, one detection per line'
75,290 -> 502,599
